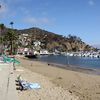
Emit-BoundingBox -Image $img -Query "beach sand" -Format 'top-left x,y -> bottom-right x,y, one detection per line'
15,56 -> 100,100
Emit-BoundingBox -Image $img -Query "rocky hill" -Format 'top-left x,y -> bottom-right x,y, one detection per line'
0,24 -> 96,52
15,27 -> 95,52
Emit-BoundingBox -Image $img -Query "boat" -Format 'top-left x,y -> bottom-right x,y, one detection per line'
25,54 -> 37,58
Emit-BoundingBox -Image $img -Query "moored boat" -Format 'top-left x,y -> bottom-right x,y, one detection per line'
25,54 -> 37,58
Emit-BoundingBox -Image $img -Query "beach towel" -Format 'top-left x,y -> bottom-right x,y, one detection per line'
28,83 -> 41,89
19,80 -> 41,90
17,75 -> 41,90
20,81 -> 41,90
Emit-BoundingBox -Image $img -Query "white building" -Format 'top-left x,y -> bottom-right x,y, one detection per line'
40,49 -> 49,55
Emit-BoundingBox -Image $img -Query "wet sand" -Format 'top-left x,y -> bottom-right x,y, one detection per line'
16,56 -> 100,100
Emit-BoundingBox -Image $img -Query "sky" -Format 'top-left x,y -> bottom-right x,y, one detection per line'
0,0 -> 100,46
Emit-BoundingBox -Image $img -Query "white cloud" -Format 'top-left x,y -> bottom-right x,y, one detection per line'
0,1 -> 9,18
0,2 -> 8,14
23,17 -> 53,25
88,0 -> 95,6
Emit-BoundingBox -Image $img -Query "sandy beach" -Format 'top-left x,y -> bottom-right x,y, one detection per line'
0,63 -> 18,100
15,56 -> 100,100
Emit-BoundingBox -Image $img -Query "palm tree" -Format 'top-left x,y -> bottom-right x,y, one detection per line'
0,24 -> 5,54
0,23 -> 5,35
10,22 -> 14,29
4,29 -> 18,55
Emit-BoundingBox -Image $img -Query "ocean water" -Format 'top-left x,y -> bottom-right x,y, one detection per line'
37,55 -> 100,70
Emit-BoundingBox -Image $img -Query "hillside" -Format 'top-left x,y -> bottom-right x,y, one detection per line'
15,27 -> 95,52
0,24 -> 96,52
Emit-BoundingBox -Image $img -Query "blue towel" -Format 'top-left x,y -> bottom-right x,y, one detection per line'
20,81 -> 41,90
28,83 -> 41,89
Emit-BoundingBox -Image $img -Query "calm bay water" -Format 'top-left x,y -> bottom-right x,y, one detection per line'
38,55 -> 100,70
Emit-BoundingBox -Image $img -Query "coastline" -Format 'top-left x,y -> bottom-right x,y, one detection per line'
47,63 -> 100,75
24,56 -> 100,75
16,56 -> 100,100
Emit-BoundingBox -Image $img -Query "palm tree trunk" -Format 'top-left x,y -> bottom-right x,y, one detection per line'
10,41 -> 13,55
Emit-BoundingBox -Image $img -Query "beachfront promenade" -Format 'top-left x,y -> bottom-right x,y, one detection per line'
0,63 -> 18,100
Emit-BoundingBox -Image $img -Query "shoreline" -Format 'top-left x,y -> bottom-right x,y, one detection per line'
46,62 -> 100,75
16,56 -> 100,100
25,57 -> 100,75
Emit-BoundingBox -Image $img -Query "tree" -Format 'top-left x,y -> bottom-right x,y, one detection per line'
4,29 -> 18,55
0,24 -> 5,54
0,23 -> 5,35
10,22 -> 14,29
68,34 -> 82,43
